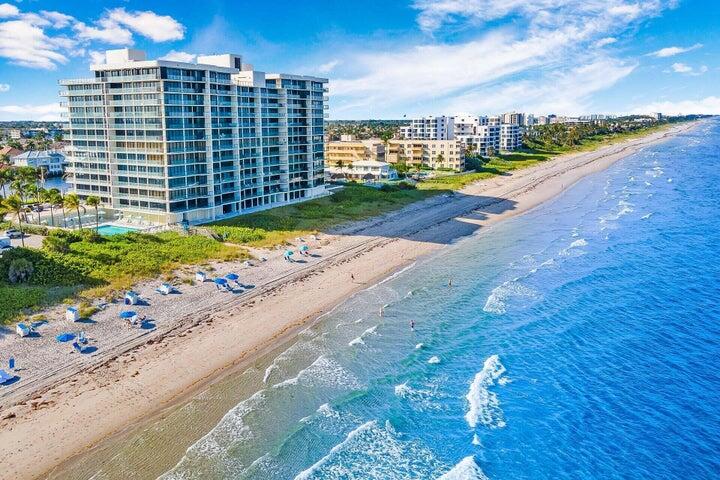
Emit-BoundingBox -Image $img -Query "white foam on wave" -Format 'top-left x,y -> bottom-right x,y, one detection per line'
667,178 -> 673,183
569,238 -> 588,248
348,337 -> 365,347
272,355 -> 362,390
415,343 -> 424,350
465,355 -> 507,429
436,456 -> 489,480
641,213 -> 653,220
294,419 -> 446,479
428,356 -> 441,364
483,280 -> 541,314
472,434 -> 481,446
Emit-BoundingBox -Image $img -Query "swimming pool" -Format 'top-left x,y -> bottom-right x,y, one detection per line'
96,225 -> 139,236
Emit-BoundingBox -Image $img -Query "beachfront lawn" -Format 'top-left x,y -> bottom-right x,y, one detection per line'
0,230 -> 244,324
208,183 -> 443,247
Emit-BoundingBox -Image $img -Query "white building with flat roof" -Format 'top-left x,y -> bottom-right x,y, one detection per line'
400,116 -> 455,140
11,150 -> 66,175
500,124 -> 522,151
60,48 -> 328,224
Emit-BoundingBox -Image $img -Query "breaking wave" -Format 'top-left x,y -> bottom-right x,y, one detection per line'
465,355 -> 507,429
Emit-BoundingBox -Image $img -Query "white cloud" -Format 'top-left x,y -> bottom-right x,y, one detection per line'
0,5 -> 185,69
671,62 -> 692,73
596,37 -> 617,47
107,8 -> 185,42
0,102 -> 64,121
317,59 -> 341,74
74,19 -> 133,45
631,97 -> 720,115
160,50 -> 197,63
0,19 -> 71,69
0,83 -> 9,92
332,0 -> 670,117
0,3 -> 19,18
648,43 -> 702,58
88,50 -> 106,65
412,0 -> 665,32
444,57 -> 636,115
670,63 -> 708,76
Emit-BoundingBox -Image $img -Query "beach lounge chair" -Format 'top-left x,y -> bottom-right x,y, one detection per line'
124,291 -> 140,305
72,341 -> 83,353
0,369 -> 14,385
16,323 -> 31,337
65,307 -> 79,322
156,283 -> 174,295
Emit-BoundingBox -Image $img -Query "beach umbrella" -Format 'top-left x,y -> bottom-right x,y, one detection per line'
214,277 -> 228,285
56,333 -> 75,342
300,245 -> 309,252
119,311 -> 137,319
284,250 -> 294,256
225,273 -> 239,281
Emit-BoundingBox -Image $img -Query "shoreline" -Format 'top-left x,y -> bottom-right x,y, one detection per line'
0,121 -> 698,480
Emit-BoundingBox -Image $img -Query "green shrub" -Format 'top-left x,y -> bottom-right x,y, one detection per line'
209,226 -> 267,244
43,235 -> 71,253
78,303 -> 99,319
0,286 -> 47,323
8,258 -> 34,283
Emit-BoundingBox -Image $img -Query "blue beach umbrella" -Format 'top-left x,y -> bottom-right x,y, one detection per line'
214,277 -> 228,285
119,311 -> 137,319
300,245 -> 309,251
225,273 -> 239,281
56,333 -> 75,342
284,250 -> 294,256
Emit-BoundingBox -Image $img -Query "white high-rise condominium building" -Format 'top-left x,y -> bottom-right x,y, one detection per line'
60,48 -> 328,224
461,125 -> 500,157
500,124 -> 522,151
400,116 -> 455,140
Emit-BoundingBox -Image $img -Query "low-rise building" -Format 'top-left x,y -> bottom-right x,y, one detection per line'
327,159 -> 397,181
325,138 -> 385,166
11,150 -> 66,175
387,139 -> 464,171
0,146 -> 23,159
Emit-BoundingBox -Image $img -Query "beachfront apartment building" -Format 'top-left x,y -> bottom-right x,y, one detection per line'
387,139 -> 464,171
60,48 -> 328,224
460,125 -> 501,157
325,137 -> 385,166
500,124 -> 522,151
400,116 -> 455,140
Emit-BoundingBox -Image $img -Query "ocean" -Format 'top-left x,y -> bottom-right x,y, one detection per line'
56,120 -> 720,479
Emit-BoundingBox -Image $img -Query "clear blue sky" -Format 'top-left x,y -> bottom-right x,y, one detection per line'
0,0 -> 717,120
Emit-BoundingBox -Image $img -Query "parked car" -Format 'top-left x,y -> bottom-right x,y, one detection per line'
31,204 -> 44,212
4,229 -> 23,239
0,244 -> 12,255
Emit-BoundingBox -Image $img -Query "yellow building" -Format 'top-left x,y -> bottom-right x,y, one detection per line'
386,139 -> 464,171
325,138 -> 385,167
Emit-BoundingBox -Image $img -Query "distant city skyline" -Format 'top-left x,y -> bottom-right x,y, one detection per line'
0,0 -> 718,121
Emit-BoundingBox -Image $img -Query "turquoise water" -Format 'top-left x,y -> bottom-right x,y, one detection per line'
96,225 -> 139,236
160,120 -> 720,479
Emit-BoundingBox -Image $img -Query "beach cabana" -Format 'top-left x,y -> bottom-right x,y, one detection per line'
16,323 -> 31,337
213,277 -> 230,291
283,250 -> 294,262
56,332 -> 75,343
124,291 -> 140,305
300,245 -> 310,256
0,369 -> 15,385
157,283 -> 174,295
119,310 -> 137,321
65,307 -> 79,322
195,271 -> 207,283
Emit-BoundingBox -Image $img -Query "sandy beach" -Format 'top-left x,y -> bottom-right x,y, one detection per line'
0,122 -> 697,480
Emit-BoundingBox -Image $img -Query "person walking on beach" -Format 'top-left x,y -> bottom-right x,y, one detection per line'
350,273 -> 355,282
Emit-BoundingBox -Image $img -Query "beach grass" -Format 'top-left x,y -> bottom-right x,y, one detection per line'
0,231 -> 245,324
208,183 -> 442,247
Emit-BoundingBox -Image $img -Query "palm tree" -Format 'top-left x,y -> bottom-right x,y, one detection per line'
0,167 -> 12,199
3,195 -> 26,247
64,193 -> 84,230
86,195 -> 101,230
43,189 -> 62,227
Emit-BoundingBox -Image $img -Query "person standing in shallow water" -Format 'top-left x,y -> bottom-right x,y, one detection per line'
410,319 -> 415,331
